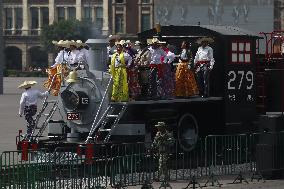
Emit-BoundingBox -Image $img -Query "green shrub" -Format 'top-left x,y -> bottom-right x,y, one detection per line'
4,69 -> 47,77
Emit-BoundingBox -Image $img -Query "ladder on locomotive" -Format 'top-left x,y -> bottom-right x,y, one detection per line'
86,76 -> 127,143
29,74 -> 60,142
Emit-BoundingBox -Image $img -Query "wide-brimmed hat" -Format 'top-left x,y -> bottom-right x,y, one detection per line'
115,40 -> 126,46
65,40 -> 81,48
18,81 -> 37,89
53,40 -> 69,47
148,38 -> 161,45
108,35 -> 120,42
134,41 -> 141,46
76,40 -> 87,47
196,37 -> 214,44
155,122 -> 166,128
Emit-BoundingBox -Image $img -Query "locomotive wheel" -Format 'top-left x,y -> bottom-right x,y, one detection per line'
177,113 -> 199,151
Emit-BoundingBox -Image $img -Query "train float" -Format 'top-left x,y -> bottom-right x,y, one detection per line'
16,25 -> 284,151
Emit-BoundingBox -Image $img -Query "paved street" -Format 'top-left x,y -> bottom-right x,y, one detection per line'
1,77 -> 284,189
0,77 -> 47,153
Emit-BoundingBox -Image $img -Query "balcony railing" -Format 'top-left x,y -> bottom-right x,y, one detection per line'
3,29 -> 41,36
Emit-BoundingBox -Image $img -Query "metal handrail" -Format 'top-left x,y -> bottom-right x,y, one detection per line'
85,76 -> 113,143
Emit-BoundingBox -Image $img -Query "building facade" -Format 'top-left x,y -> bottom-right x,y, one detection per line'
111,0 -> 154,37
2,0 -> 282,70
2,0 -> 110,70
2,0 -> 154,71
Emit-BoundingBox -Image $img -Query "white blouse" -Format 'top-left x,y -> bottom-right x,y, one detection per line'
149,47 -> 166,64
194,46 -> 215,68
19,89 -> 48,115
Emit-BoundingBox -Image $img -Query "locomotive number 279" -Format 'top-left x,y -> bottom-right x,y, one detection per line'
227,70 -> 253,90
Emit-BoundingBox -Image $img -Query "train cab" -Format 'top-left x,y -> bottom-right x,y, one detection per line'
138,25 -> 261,134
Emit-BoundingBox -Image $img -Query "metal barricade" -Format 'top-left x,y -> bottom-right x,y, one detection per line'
2,132 -> 284,188
0,149 -> 53,189
205,134 -> 252,176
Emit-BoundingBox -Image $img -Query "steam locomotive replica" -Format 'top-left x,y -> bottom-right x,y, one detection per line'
17,25 -> 284,151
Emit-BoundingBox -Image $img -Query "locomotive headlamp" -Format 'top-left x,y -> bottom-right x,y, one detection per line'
61,90 -> 89,111
67,71 -> 78,83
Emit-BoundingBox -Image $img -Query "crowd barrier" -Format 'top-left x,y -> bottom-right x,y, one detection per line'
1,132 -> 284,188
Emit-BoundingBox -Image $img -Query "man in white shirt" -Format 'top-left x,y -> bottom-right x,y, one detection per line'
76,40 -> 89,63
18,81 -> 49,137
67,41 -> 80,67
194,37 -> 215,97
51,40 -> 69,68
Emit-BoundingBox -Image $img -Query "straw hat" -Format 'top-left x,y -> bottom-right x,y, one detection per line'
148,38 -> 160,45
53,40 -> 69,47
68,40 -> 79,47
108,35 -> 120,42
134,41 -> 141,46
76,40 -> 87,47
115,40 -> 126,46
155,122 -> 166,128
196,37 -> 214,44
18,81 -> 37,89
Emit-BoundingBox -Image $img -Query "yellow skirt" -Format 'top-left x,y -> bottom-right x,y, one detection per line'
111,67 -> 129,102
175,62 -> 199,97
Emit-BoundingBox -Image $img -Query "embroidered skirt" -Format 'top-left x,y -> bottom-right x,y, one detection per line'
175,62 -> 199,97
127,67 -> 141,100
111,67 -> 129,102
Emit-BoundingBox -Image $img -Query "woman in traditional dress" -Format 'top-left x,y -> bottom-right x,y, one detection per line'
162,44 -> 176,99
123,40 -> 141,100
148,38 -> 166,99
109,41 -> 132,102
44,40 -> 69,96
175,41 -> 199,97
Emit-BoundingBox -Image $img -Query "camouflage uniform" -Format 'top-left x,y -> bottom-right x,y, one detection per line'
152,122 -> 174,180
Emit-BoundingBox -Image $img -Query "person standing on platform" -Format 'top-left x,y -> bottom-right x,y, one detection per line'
18,81 -> 49,138
148,38 -> 166,99
135,41 -> 151,100
109,40 -> 132,102
124,40 -> 141,100
44,40 -> 69,96
175,41 -> 199,97
67,40 -> 80,68
162,43 -> 176,99
107,35 -> 118,67
194,37 -> 215,98
76,40 -> 89,63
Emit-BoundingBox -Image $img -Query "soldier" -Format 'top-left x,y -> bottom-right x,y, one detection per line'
152,122 -> 173,183
18,81 -> 49,138
194,37 -> 215,98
